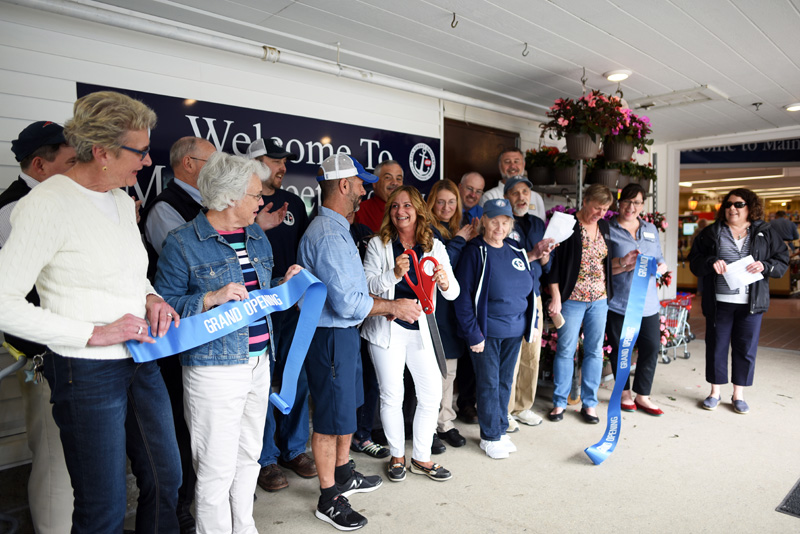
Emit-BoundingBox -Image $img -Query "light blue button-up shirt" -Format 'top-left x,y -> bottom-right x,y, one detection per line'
298,206 -> 373,328
607,217 -> 665,317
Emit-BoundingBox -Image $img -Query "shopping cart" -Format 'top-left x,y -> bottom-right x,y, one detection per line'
659,292 -> 696,363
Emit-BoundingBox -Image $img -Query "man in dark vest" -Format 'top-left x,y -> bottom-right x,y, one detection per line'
0,120 -> 76,534
141,135 -> 215,534
245,137 -> 317,492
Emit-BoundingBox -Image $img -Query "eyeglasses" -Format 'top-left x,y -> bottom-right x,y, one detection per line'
464,186 -> 484,196
190,157 -> 207,163
723,201 -> 747,209
620,200 -> 644,207
120,145 -> 150,161
244,191 -> 263,200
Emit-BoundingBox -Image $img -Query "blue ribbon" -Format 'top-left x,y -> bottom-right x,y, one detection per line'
126,269 -> 327,415
585,254 -> 656,465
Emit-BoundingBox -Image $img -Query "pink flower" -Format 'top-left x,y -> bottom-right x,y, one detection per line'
558,118 -> 569,127
661,336 -> 667,344
662,221 -> 668,228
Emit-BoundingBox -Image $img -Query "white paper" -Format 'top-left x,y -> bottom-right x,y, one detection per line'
722,255 -> 763,290
544,211 -> 575,245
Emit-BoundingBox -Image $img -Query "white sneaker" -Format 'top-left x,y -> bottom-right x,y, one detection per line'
506,413 -> 520,433
499,434 -> 517,453
513,409 -> 543,427
480,439 -> 509,459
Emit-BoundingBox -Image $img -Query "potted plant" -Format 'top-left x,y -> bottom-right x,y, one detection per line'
615,160 -> 656,191
524,146 -> 560,185
585,154 -> 621,188
605,108 -> 654,162
552,151 -> 579,185
541,89 -> 624,160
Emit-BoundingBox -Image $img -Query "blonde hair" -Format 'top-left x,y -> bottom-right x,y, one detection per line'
379,186 -> 434,252
64,91 -> 157,163
426,179 -> 463,240
583,183 -> 614,206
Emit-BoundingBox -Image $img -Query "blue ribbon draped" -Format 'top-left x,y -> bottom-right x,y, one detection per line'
126,269 -> 327,415
585,254 -> 656,465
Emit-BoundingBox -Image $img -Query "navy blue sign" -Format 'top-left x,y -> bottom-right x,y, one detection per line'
681,138 -> 800,165
77,83 -> 441,210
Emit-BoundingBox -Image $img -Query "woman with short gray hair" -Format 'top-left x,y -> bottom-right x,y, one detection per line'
155,151 -> 302,532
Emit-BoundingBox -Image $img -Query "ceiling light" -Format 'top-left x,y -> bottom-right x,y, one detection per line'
604,70 -> 631,82
784,103 -> 800,112
679,182 -> 693,187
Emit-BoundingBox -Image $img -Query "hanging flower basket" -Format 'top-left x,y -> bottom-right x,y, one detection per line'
554,163 -> 578,185
617,174 -> 635,188
638,177 -> 652,193
588,168 -> 620,188
528,166 -> 553,186
603,139 -> 634,163
565,133 -> 600,160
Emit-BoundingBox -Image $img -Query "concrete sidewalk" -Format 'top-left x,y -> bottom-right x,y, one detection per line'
253,341 -> 800,533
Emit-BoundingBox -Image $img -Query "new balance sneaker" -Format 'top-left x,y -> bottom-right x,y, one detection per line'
336,470 -> 383,498
479,439 -> 509,459
506,413 -> 520,433
315,495 -> 367,531
513,409 -> 543,426
350,438 -> 390,459
409,458 -> 452,481
499,434 -> 517,453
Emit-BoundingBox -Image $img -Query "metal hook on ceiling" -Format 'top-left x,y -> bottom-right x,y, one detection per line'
615,82 -> 624,99
522,42 -> 529,57
580,67 -> 587,94
451,12 -> 458,28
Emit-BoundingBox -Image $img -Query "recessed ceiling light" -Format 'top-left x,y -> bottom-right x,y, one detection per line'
604,70 -> 632,82
784,103 -> 800,112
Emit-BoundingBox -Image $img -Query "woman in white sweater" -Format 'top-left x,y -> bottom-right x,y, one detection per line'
0,91 -> 181,533
361,186 -> 459,483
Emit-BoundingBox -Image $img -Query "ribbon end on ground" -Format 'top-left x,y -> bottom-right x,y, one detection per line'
585,446 -> 609,465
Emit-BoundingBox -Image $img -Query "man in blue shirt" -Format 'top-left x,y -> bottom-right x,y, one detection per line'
771,210 -> 799,252
298,154 -> 420,531
504,177 -> 554,430
458,171 -> 484,224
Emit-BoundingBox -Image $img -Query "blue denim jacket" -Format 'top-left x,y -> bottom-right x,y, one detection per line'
154,212 -> 274,366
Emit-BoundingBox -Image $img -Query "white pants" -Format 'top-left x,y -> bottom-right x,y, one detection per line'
369,323 -> 442,462
183,356 -> 270,534
18,370 -> 72,534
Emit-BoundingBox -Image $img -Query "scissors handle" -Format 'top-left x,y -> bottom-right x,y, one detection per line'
402,249 -> 438,314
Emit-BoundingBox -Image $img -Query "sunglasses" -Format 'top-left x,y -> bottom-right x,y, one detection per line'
723,201 -> 747,209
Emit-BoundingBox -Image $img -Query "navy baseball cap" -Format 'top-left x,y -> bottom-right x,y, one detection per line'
246,137 -> 297,160
503,176 -> 533,195
11,121 -> 66,162
483,198 -> 514,218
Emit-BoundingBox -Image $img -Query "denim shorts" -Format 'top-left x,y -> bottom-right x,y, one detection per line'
306,326 -> 361,435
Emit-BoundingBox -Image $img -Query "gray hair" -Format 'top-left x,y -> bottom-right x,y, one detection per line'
198,152 -> 268,211
169,136 -> 203,171
375,159 -> 402,176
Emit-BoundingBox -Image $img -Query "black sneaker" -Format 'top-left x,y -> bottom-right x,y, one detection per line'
315,495 -> 367,531
336,470 -> 383,498
351,438 -> 391,459
387,459 -> 406,482
431,433 -> 446,455
409,458 -> 452,481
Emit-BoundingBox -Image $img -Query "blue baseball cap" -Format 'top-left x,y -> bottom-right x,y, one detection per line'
483,198 -> 513,218
349,156 -> 378,183
318,154 -> 378,183
503,176 -> 533,195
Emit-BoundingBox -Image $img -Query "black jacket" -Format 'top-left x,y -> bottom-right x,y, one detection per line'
688,220 -> 789,317
545,218 -> 613,303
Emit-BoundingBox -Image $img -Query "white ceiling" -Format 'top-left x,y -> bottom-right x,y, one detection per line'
94,0 -> 800,144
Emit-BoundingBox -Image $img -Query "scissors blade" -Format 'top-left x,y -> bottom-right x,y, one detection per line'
426,314 -> 447,378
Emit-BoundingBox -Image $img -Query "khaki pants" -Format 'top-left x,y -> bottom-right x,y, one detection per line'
508,296 -> 543,414
437,358 -> 459,433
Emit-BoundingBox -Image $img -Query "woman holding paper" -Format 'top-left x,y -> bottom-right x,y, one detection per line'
546,184 -> 614,424
0,91 -> 181,532
606,183 -> 668,416
689,188 -> 788,414
155,151 -> 302,531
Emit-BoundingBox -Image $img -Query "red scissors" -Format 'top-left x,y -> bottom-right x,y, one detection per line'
403,249 -> 439,314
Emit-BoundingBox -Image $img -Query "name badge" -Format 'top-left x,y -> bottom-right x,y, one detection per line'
643,231 -> 656,241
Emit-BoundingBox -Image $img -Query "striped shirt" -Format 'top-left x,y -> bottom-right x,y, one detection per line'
219,229 -> 270,357
716,225 -> 750,303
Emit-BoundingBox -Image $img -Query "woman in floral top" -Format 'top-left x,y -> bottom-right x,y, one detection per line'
546,184 -> 615,424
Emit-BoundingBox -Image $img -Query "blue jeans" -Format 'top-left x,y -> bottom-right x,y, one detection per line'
470,337 -> 522,441
259,307 -> 310,466
42,352 -> 180,534
553,299 -> 608,409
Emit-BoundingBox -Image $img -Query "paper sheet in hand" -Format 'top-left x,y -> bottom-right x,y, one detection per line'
723,255 -> 763,290
544,211 -> 575,244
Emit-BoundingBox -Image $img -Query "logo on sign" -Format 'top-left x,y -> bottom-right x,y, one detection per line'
409,143 -> 436,181
512,258 -> 526,271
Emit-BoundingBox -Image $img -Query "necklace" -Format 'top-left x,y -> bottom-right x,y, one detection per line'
731,225 -> 749,240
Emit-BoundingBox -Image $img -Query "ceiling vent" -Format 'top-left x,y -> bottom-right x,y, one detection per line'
628,85 -> 728,110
